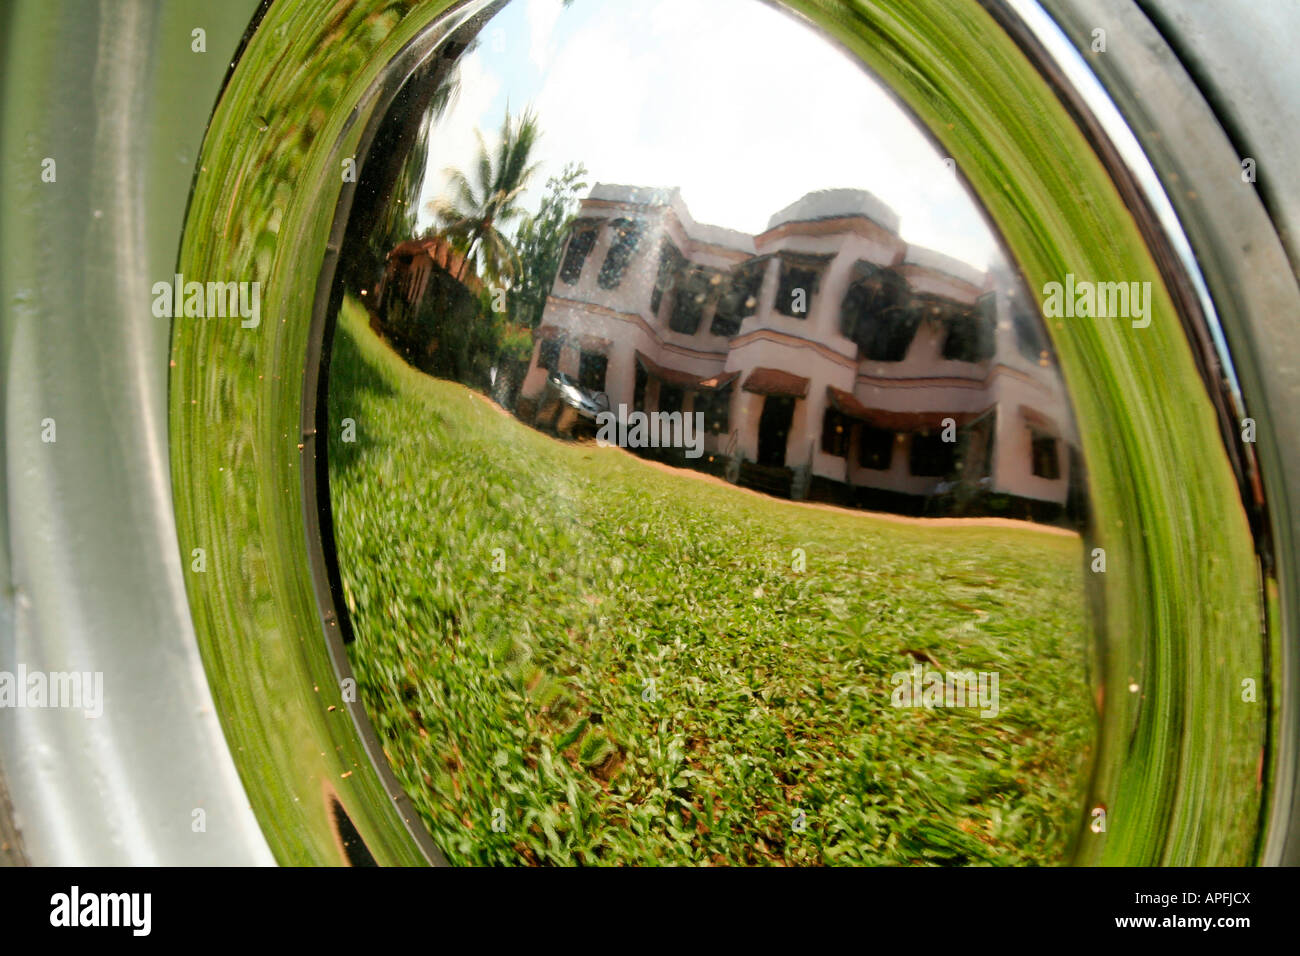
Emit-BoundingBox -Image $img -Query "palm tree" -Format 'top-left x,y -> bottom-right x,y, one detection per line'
430,107 -> 542,285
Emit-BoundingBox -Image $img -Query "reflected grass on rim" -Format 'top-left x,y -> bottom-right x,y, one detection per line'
170,0 -> 465,865
170,0 -> 1265,865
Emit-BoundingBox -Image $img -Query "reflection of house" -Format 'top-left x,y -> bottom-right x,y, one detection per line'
372,236 -> 482,368
518,184 -> 1083,521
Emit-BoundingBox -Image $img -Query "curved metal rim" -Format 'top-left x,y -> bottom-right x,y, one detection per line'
0,0 -> 274,867
172,0 -> 1276,865
1033,0 -> 1300,867
984,0 -> 1284,862
297,0 -> 509,870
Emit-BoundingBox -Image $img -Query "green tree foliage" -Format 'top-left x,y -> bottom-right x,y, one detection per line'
508,161 -> 589,330
430,107 -> 542,284
338,49 -> 467,295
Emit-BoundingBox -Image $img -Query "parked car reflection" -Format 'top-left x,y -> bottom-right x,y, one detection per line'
533,369 -> 610,437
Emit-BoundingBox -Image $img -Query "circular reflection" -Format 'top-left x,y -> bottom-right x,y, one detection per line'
324,0 -> 1096,865
159,0 -> 1268,868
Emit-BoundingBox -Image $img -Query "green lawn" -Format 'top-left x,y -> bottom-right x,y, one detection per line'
327,295 -> 1094,865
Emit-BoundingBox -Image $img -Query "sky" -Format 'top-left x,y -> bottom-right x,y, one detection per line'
416,0 -> 1000,270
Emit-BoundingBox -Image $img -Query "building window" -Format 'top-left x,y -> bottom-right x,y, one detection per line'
909,430 -> 956,477
650,240 -> 685,315
841,262 -> 896,337
659,384 -> 684,415
597,218 -> 643,289
776,255 -> 824,318
697,387 -> 731,435
579,350 -> 608,392
633,361 -> 647,412
862,305 -> 921,362
669,266 -> 713,335
712,257 -> 766,335
840,264 -> 918,361
709,308 -> 742,338
559,222 -> 598,285
1031,431 -> 1060,479
840,272 -> 871,340
941,303 -> 996,362
858,425 -> 894,470
962,414 -> 996,480
1011,295 -> 1049,362
821,408 -> 850,457
538,337 -> 562,371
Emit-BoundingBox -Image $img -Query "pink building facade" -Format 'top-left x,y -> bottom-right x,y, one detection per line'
517,184 -> 1082,521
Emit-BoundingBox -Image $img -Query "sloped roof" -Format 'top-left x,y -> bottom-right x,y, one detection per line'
386,236 -> 483,294
766,188 -> 900,234
743,367 -> 811,399
635,351 -> 741,391
827,386 -> 993,432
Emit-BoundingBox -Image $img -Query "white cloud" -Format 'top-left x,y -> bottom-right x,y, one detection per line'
418,53 -> 502,225
525,0 -> 565,71
417,0 -> 999,269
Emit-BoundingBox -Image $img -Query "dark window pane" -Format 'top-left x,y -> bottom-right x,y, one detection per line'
698,387 -> 731,435
597,218 -> 643,289
560,226 -> 597,285
858,425 -> 894,470
633,361 -> 647,412
579,351 -> 607,392
840,265 -> 917,361
669,266 -> 712,334
709,275 -> 744,335
713,257 -> 766,334
1031,431 -> 1060,479
821,408 -> 850,457
941,302 -> 996,362
709,310 -> 742,338
538,338 -> 561,371
839,280 -> 869,340
776,262 -> 820,317
659,384 -> 684,415
650,240 -> 685,315
862,305 -> 921,361
736,259 -> 766,318
1011,296 -> 1048,362
909,431 -> 956,476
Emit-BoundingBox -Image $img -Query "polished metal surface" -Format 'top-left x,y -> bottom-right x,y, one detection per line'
0,0 -> 272,865
165,0 -> 1274,866
1039,0 -> 1300,867
1,0 -> 1288,868
171,0 -> 480,866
